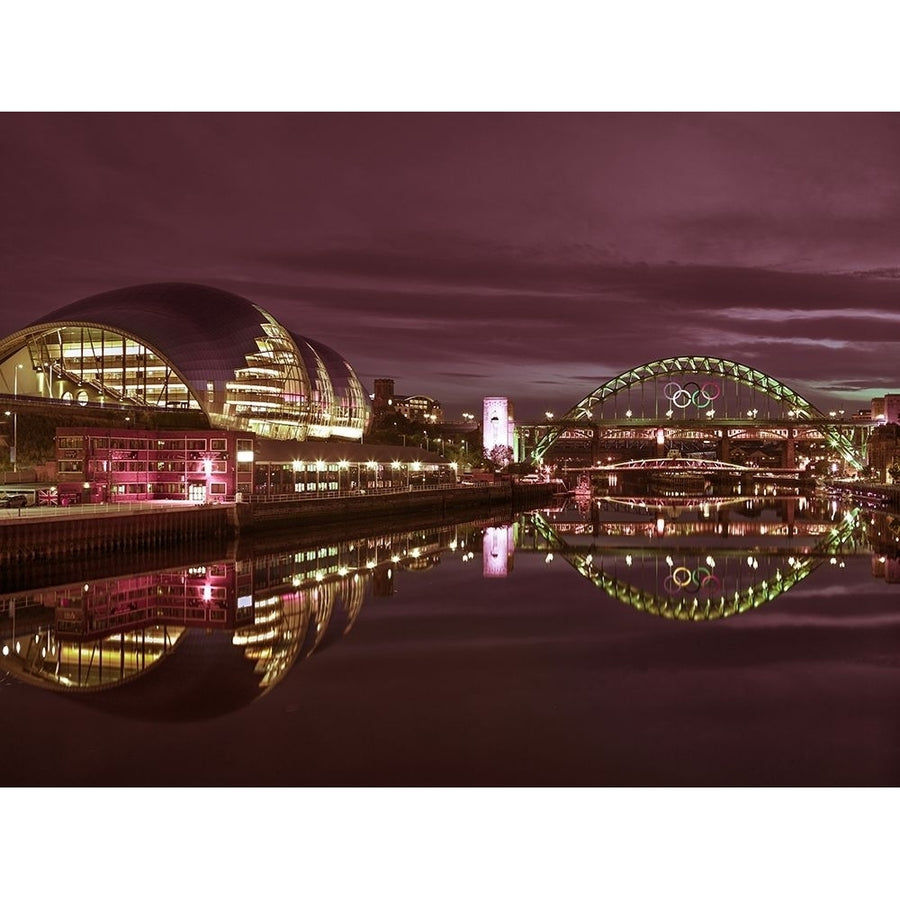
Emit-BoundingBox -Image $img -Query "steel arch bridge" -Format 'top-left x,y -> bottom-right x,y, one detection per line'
531,507 -> 861,622
531,356 -> 866,469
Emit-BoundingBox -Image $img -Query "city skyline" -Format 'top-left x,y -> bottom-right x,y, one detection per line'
2,112 -> 899,420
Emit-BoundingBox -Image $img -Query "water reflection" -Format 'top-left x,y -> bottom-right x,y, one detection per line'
0,519 -> 486,718
526,497 -> 864,620
2,496 -> 898,720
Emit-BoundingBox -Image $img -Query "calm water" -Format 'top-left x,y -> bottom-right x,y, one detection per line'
2,494 -> 899,786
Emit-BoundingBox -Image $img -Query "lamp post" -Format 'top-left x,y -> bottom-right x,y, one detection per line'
12,363 -> 22,472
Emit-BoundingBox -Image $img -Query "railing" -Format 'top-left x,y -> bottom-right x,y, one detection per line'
0,481 -> 511,523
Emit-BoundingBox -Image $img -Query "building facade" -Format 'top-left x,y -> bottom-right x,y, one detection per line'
483,396 -> 518,462
56,427 -> 457,504
56,427 -> 254,504
871,394 -> 900,425
371,377 -> 443,424
0,282 -> 371,442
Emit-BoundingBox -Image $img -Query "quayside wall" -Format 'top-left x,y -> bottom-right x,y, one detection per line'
829,481 -> 900,511
0,484 -> 556,564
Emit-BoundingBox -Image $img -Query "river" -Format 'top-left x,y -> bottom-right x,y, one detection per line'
1,493 -> 899,786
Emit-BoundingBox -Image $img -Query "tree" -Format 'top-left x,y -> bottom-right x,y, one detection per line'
485,444 -> 513,471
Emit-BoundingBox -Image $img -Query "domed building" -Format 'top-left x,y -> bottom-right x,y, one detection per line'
0,283 -> 371,441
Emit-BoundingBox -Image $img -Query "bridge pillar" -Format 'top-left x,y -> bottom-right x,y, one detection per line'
718,434 -> 730,464
784,431 -> 796,469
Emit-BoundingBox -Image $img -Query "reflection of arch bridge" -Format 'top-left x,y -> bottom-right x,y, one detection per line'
529,506 -> 861,621
525,356 -> 869,470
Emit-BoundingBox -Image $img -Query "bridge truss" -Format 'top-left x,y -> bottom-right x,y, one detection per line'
531,356 -> 867,469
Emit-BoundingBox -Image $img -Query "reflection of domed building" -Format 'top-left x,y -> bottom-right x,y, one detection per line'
0,521 -> 467,719
0,557 -> 366,720
0,283 -> 370,441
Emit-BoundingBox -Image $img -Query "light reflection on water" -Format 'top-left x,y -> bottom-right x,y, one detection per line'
2,494 -> 900,785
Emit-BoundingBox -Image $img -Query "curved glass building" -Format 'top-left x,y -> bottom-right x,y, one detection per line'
0,282 -> 371,440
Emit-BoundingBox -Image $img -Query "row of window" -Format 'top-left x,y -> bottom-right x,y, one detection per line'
106,482 -> 229,495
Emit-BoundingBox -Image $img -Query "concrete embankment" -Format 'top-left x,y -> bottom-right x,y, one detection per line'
0,483 -> 557,564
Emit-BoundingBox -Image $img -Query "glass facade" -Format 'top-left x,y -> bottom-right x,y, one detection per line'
0,282 -> 371,441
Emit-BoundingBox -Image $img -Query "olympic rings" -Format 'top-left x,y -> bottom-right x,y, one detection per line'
664,380 -> 721,411
663,565 -> 721,595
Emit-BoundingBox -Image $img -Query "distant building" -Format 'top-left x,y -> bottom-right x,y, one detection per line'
372,378 -> 396,415
871,394 -> 900,424
372,378 -> 443,424
867,424 -> 900,482
483,397 -> 518,462
395,395 -> 443,424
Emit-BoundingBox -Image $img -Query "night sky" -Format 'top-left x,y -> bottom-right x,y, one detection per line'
2,112 -> 899,421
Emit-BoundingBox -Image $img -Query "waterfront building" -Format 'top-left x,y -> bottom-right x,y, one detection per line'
55,426 -> 456,505
867,423 -> 900,482
251,439 -> 455,498
56,427 -> 254,504
0,282 -> 371,442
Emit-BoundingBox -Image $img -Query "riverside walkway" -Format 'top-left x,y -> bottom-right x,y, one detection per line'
0,482 -> 557,563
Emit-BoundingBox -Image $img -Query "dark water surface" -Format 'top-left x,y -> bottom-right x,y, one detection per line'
2,495 -> 899,786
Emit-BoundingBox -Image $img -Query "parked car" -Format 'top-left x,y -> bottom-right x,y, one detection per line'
0,493 -> 29,508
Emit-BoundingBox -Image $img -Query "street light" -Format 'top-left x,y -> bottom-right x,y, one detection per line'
545,411 -> 554,421
12,363 -> 22,472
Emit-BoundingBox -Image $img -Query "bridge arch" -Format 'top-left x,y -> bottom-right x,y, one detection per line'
532,356 -> 864,468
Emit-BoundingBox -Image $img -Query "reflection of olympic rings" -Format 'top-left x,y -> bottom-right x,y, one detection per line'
663,566 -> 721,595
664,381 -> 721,410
